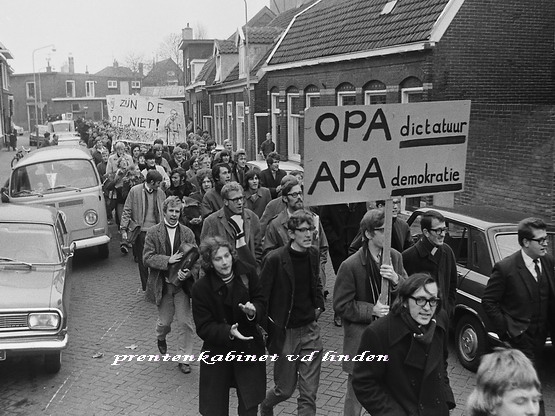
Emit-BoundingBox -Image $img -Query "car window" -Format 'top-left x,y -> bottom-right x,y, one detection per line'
495,232 -> 555,260
470,228 -> 492,274
444,222 -> 468,266
0,223 -> 60,263
10,159 -> 99,196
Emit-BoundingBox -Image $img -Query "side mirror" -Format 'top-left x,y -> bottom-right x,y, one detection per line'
62,242 -> 76,257
1,188 -> 9,203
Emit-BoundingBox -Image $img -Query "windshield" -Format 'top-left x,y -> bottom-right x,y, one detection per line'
10,159 -> 99,196
51,122 -> 72,132
0,223 -> 60,263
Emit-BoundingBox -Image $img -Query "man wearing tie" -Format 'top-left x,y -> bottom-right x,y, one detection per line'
483,217 -> 555,362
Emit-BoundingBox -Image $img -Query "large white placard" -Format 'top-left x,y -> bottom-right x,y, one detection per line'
304,101 -> 471,206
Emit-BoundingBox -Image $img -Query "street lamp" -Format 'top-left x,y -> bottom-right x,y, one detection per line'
32,44 -> 55,128
243,0 -> 253,157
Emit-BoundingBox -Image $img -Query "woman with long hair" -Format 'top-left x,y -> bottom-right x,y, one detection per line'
352,273 -> 455,416
191,237 -> 266,415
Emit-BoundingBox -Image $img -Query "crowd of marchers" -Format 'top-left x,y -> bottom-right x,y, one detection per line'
74,122 -> 551,416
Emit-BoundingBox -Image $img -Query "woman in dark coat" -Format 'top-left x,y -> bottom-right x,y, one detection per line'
352,273 -> 455,416
191,237 -> 266,416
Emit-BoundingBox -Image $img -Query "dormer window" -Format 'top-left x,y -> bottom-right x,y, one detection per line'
380,0 -> 397,15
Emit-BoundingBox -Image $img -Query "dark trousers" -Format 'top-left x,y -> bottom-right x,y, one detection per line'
134,231 -> 148,291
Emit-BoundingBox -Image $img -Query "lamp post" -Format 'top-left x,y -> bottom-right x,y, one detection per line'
32,44 -> 55,129
243,0 -> 253,158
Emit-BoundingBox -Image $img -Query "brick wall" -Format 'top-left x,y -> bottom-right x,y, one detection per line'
455,103 -> 555,221
431,0 -> 555,104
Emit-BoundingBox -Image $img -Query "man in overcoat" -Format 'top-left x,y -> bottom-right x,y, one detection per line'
143,196 -> 198,374
333,209 -> 407,416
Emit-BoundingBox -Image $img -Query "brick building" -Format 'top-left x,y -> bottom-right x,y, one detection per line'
261,0 -> 555,216
10,58 -> 142,131
0,41 -> 14,145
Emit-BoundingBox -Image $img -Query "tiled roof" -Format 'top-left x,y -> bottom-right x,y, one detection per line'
195,56 -> 216,84
268,0 -> 450,65
216,40 -> 237,54
224,63 -> 240,83
95,65 -> 136,78
267,0 -> 320,29
141,86 -> 185,97
246,26 -> 284,44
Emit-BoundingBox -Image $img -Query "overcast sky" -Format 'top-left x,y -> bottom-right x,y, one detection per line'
1,0 -> 269,74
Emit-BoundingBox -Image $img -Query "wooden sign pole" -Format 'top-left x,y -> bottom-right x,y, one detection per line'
378,198 -> 393,305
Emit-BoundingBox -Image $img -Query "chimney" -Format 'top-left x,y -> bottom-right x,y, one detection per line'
113,59 -> 119,68
68,56 -> 75,74
138,63 -> 144,76
182,23 -> 193,40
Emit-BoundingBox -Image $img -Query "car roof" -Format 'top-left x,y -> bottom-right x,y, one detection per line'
411,206 -> 542,231
0,204 -> 58,224
247,159 -> 304,173
14,146 -> 92,168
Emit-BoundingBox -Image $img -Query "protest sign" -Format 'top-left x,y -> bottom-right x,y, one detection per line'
106,95 -> 186,145
303,101 -> 471,206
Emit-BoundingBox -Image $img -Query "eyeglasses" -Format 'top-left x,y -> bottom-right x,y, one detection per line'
429,227 -> 447,235
287,192 -> 303,199
530,237 -> 548,245
226,196 -> 244,203
295,226 -> 315,233
409,296 -> 440,308
374,227 -> 385,232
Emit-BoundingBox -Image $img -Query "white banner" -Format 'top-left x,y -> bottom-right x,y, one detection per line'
304,101 -> 471,206
106,95 -> 186,146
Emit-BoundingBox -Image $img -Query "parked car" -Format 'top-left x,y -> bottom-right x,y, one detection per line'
49,120 -> 80,146
407,206 -> 555,371
30,124 -> 48,147
0,204 -> 73,373
1,146 -> 110,258
247,159 -> 304,174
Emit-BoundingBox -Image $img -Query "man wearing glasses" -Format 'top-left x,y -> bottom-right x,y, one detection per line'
402,210 -> 457,315
483,217 -> 555,362
201,181 -> 262,268
263,177 -> 328,290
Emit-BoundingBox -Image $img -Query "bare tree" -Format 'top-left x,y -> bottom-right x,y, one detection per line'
193,22 -> 208,39
124,52 -> 149,75
157,33 -> 183,67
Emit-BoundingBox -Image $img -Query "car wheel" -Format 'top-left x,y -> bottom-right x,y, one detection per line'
44,351 -> 62,374
98,243 -> 109,259
455,315 -> 487,372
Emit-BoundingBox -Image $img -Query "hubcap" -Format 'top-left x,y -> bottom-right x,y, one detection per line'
459,326 -> 478,361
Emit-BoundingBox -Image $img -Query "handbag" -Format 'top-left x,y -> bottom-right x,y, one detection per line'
167,243 -> 199,294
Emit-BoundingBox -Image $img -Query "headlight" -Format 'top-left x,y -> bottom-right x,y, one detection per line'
84,209 -> 98,225
28,313 -> 60,330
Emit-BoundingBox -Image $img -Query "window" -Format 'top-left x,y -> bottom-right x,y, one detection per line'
338,91 -> 356,106
85,81 -> 95,97
214,103 -> 224,142
381,0 -> 398,15
131,80 -> 141,89
226,102 -> 233,141
305,85 -> 320,109
287,90 -> 301,162
270,91 -> 280,155
72,103 -> 80,112
107,80 -> 117,89
364,80 -> 387,105
66,80 -> 75,97
400,77 -> 423,103
236,102 -> 245,150
26,82 -> 36,99
1,62 -> 8,90
337,82 -> 357,106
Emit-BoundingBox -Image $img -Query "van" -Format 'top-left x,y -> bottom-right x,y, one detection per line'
1,146 -> 110,258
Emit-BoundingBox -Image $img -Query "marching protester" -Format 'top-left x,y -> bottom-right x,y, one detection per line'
402,210 -> 457,315
142,151 -> 170,189
259,152 -> 287,199
201,162 -> 231,218
352,273 -> 456,415
333,209 -> 407,416
467,348 -> 542,416
120,170 -> 165,291
260,209 -> 325,416
192,236 -> 266,416
143,196 -> 198,374
201,182 -> 262,269
243,170 -> 272,219
231,148 -> 249,185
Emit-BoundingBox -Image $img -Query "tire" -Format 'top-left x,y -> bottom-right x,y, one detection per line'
98,243 -> 109,259
44,351 -> 62,374
455,314 -> 487,372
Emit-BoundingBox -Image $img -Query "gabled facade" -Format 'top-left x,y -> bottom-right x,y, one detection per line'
262,0 -> 555,217
142,58 -> 184,87
10,59 -> 142,130
0,41 -> 14,143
